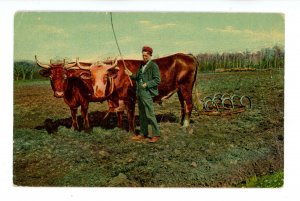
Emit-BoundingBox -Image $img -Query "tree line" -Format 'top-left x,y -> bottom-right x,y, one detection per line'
196,46 -> 284,72
14,60 -> 39,81
14,46 -> 284,80
195,45 -> 284,72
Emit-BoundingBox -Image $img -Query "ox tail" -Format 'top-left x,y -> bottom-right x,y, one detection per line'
190,54 -> 203,114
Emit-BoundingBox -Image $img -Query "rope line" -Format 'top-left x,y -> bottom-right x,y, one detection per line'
109,12 -> 133,86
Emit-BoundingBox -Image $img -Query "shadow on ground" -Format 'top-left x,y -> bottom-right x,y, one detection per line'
35,111 -> 185,134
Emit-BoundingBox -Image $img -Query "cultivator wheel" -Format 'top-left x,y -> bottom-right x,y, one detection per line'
222,97 -> 233,109
221,93 -> 230,99
199,93 -> 252,116
205,99 -> 219,112
203,96 -> 212,102
213,93 -> 222,100
240,95 -> 252,109
231,94 -> 241,109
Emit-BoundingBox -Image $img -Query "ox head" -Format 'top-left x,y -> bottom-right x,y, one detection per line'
77,58 -> 119,98
35,55 -> 77,98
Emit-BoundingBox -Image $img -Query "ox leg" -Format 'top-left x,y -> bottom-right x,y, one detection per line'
81,104 -> 90,132
116,100 -> 125,129
180,86 -> 193,128
71,108 -> 79,130
125,99 -> 136,133
177,90 -> 185,126
116,111 -> 124,129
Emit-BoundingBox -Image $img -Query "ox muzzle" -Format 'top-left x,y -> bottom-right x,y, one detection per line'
54,91 -> 64,98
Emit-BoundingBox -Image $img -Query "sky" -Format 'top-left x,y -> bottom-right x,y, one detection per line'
14,12 -> 284,62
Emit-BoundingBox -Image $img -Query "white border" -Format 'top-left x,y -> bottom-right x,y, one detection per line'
1,1 -> 300,201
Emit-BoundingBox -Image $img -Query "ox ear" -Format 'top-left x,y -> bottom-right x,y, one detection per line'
39,69 -> 51,77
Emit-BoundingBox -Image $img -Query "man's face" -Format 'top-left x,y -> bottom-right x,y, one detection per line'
142,51 -> 151,62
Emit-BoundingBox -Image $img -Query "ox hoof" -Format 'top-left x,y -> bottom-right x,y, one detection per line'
71,127 -> 80,132
180,125 -> 187,132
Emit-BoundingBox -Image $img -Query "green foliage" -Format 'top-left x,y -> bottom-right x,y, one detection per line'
239,171 -> 284,187
14,60 -> 40,81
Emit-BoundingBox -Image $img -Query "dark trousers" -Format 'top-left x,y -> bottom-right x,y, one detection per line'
137,87 -> 160,137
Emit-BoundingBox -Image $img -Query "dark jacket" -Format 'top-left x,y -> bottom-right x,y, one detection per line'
130,60 -> 161,97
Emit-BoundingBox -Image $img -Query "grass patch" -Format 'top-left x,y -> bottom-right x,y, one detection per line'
237,171 -> 284,187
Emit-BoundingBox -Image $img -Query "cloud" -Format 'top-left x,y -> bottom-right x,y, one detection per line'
150,23 -> 176,30
79,24 -> 99,30
118,36 -> 134,44
138,20 -> 177,30
138,20 -> 151,25
206,26 -> 251,34
35,25 -> 66,34
206,26 -> 284,43
174,40 -> 194,46
79,23 -> 110,31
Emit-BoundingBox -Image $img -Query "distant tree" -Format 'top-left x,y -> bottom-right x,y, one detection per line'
21,62 -> 32,80
255,50 -> 263,69
14,64 -> 22,81
14,61 -> 36,80
221,53 -> 229,69
261,48 -> 274,69
243,50 -> 251,68
273,45 -> 284,69
28,64 -> 38,80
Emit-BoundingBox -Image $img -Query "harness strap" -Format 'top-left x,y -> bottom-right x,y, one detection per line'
106,76 -> 115,98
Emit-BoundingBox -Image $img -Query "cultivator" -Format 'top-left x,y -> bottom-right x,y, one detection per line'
197,93 -> 252,116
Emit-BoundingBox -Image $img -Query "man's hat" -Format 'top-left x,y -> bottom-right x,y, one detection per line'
142,46 -> 153,55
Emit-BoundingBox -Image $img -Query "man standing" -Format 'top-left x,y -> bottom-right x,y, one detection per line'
125,46 -> 161,143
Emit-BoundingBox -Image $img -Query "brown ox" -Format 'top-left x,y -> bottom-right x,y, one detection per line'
77,53 -> 201,133
35,56 -> 119,132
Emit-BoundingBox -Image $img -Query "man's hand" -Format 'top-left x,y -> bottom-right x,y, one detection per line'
142,83 -> 147,88
125,68 -> 133,76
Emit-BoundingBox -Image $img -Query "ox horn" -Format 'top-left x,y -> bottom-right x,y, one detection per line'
76,57 -> 91,70
107,58 -> 118,69
35,55 -> 50,69
64,57 -> 80,70
64,58 -> 78,69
